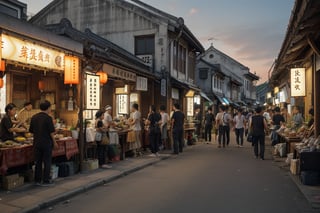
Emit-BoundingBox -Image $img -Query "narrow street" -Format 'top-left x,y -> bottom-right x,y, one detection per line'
40,138 -> 316,213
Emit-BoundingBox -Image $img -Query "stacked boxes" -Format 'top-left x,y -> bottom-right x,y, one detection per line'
2,174 -> 24,190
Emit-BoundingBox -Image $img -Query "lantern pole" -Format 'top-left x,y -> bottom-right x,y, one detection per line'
78,62 -> 85,171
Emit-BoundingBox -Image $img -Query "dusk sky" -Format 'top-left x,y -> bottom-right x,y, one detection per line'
23,0 -> 295,83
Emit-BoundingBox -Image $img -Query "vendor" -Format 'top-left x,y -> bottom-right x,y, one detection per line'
0,103 -> 27,142
307,108 -> 314,128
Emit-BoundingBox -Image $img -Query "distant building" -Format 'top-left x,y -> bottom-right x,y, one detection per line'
256,81 -> 270,105
0,0 -> 27,20
30,0 -> 204,117
196,45 -> 259,111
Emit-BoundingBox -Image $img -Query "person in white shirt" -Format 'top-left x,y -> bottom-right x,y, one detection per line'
129,103 -> 142,155
215,105 -> 231,148
233,108 -> 246,147
104,105 -> 119,147
160,105 -> 169,149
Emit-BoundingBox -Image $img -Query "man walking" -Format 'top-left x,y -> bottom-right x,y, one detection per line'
29,100 -> 58,186
204,107 -> 215,143
216,105 -> 231,148
249,107 -> 269,160
171,103 -> 185,154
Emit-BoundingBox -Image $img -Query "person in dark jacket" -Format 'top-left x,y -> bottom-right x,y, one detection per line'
29,100 -> 58,186
145,105 -> 161,157
249,107 -> 269,160
204,107 -> 215,143
171,103 -> 185,154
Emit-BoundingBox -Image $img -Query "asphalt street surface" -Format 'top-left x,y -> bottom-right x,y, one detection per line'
41,140 -> 316,213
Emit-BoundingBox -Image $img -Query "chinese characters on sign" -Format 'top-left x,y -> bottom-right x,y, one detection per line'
103,63 -> 136,82
160,79 -> 166,97
136,76 -> 148,91
86,74 -> 100,110
136,54 -> 153,67
64,56 -> 79,85
187,97 -> 194,117
1,34 -> 65,70
117,94 -> 128,114
290,68 -> 306,97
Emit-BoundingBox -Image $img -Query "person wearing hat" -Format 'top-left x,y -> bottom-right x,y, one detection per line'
103,105 -> 118,161
0,103 -> 27,142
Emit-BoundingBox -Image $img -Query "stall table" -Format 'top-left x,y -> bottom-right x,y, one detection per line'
0,138 -> 79,175
184,127 -> 196,145
118,129 -> 130,160
278,133 -> 302,153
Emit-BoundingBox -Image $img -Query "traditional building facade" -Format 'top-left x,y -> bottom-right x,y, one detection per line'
30,0 -> 204,117
196,45 -> 259,111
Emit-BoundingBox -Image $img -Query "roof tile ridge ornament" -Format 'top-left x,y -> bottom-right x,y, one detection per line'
60,18 -> 73,28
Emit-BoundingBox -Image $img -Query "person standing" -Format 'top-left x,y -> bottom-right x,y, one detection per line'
233,108 -> 246,147
204,107 -> 215,143
95,110 -> 112,169
0,103 -> 27,142
249,107 -> 269,160
145,105 -> 161,157
223,107 -> 232,146
194,107 -> 202,139
29,100 -> 58,186
171,103 -> 185,154
160,105 -> 169,149
271,107 -> 285,145
129,103 -> 142,156
292,106 -> 304,129
103,105 -> 118,162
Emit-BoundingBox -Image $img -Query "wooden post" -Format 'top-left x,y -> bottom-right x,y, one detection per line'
314,54 -> 320,136
78,64 -> 85,171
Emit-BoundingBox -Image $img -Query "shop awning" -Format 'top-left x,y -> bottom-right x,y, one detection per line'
213,93 -> 228,105
200,92 -> 213,104
171,77 -> 201,92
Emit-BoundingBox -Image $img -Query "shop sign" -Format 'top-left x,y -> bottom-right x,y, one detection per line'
136,76 -> 148,91
290,68 -> 306,97
1,34 -> 65,70
187,97 -> 194,117
279,91 -> 285,103
103,63 -> 136,82
136,54 -> 153,67
86,74 -> 100,110
117,94 -> 128,114
160,79 -> 166,96
172,88 -> 179,100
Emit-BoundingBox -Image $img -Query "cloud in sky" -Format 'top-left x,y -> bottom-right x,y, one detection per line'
189,8 -> 199,15
23,0 -> 294,83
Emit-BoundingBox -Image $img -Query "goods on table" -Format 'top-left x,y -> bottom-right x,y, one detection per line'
0,140 -> 23,148
15,136 -> 26,142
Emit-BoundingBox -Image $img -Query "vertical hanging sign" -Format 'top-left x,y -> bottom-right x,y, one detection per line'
86,74 -> 100,110
64,56 -> 79,85
290,68 -> 306,97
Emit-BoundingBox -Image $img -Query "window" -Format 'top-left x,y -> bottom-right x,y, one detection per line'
212,75 -> 222,93
171,41 -> 187,74
199,68 -> 208,79
135,35 -> 155,55
180,45 -> 186,74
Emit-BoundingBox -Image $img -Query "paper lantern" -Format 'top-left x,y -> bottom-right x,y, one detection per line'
0,60 -> 5,72
38,80 -> 45,91
0,78 -> 3,88
96,71 -> 108,84
64,56 -> 79,85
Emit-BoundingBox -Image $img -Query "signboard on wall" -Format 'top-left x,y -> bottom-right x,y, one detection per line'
172,88 -> 179,100
136,76 -> 148,91
86,74 -> 100,110
103,63 -> 136,82
187,97 -> 194,117
117,94 -> 128,114
1,34 -> 65,70
160,79 -> 166,96
290,68 -> 306,97
136,54 -> 153,67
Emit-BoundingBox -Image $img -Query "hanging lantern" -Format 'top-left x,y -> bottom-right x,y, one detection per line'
96,71 -> 108,84
64,56 -> 79,85
0,78 -> 4,88
38,80 -> 45,91
0,60 -> 5,72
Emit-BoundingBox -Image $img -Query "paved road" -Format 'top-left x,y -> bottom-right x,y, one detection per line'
41,141 -> 316,213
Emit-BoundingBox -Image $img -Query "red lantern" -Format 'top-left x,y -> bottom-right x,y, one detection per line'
0,60 -> 5,72
0,78 -> 4,88
38,80 -> 45,91
96,71 -> 108,84
64,56 -> 79,85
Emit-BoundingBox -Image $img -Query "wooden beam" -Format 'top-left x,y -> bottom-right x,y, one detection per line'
308,36 -> 320,56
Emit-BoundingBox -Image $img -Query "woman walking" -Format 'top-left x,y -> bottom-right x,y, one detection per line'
160,105 -> 169,150
249,107 -> 269,160
233,108 -> 246,147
